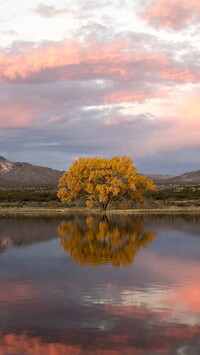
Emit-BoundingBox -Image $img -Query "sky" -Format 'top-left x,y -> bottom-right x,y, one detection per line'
0,0 -> 199,174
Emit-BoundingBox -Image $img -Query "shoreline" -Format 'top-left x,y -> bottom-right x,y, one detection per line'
0,206 -> 200,216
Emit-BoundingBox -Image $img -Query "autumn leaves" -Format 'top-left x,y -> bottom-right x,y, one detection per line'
57,156 -> 155,210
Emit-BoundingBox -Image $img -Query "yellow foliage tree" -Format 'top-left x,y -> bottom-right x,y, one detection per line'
57,215 -> 156,267
57,156 -> 155,210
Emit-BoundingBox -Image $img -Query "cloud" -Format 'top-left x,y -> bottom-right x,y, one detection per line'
0,80 -> 199,169
0,0 -> 199,173
0,104 -> 36,129
138,94 -> 200,155
0,37 -> 199,86
139,0 -> 200,29
0,30 -> 199,172
0,30 -> 17,36
33,3 -> 69,18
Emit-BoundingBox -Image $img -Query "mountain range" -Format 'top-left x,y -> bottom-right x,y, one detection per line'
0,156 -> 63,186
148,171 -> 200,183
0,156 -> 199,186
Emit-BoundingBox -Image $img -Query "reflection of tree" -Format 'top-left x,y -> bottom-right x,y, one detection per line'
57,215 -> 156,267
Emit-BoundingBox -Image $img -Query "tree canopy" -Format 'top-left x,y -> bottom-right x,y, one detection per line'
57,156 -> 155,210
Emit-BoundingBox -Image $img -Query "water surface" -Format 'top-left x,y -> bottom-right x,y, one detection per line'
0,214 -> 199,354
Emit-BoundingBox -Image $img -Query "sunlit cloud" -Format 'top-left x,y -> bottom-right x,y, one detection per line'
0,0 -> 199,171
0,333 -> 82,355
139,0 -> 200,29
139,94 -> 200,155
0,38 -> 198,85
0,104 -> 37,129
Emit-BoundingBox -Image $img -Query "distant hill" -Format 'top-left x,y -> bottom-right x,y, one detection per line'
148,171 -> 200,184
0,156 -> 63,186
168,170 -> 200,183
147,174 -> 176,182
0,156 -> 199,187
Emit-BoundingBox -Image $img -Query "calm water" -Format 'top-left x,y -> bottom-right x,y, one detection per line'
0,214 -> 199,355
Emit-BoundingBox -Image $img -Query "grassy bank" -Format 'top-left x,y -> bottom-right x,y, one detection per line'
0,184 -> 200,214
144,183 -> 200,208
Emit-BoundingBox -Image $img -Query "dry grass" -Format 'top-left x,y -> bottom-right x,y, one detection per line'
0,184 -> 200,215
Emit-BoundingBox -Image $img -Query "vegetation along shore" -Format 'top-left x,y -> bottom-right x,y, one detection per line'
0,183 -> 200,215
0,155 -> 200,215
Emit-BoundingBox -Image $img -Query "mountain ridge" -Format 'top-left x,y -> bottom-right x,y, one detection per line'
0,156 -> 199,186
148,170 -> 200,183
0,156 -> 63,186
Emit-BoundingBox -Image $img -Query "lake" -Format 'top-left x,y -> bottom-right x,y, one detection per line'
0,213 -> 199,355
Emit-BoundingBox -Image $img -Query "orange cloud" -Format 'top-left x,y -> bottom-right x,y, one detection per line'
0,334 -> 81,355
140,0 -> 200,29
0,326 -> 167,355
1,327 -> 198,355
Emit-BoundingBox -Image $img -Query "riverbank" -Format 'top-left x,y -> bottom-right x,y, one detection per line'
0,205 -> 200,216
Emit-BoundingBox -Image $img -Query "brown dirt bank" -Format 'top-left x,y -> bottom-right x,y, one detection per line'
0,206 -> 200,217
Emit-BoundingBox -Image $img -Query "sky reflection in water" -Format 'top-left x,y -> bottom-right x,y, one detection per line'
0,214 -> 199,354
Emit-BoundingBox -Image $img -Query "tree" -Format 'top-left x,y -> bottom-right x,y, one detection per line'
57,214 -> 156,267
57,156 -> 155,210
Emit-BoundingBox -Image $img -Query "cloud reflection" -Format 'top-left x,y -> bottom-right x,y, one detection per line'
0,215 -> 200,354
0,322 -> 199,355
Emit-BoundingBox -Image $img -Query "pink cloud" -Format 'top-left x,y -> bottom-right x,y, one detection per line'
0,39 -> 198,86
166,284 -> 200,313
103,249 -> 200,326
0,104 -> 37,129
0,94 -> 58,129
144,95 -> 200,154
140,0 -> 200,29
0,39 -> 135,82
0,36 -> 199,159
101,93 -> 200,156
104,91 -> 153,104
138,117 -> 200,156
141,252 -> 200,315
103,86 -> 167,105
